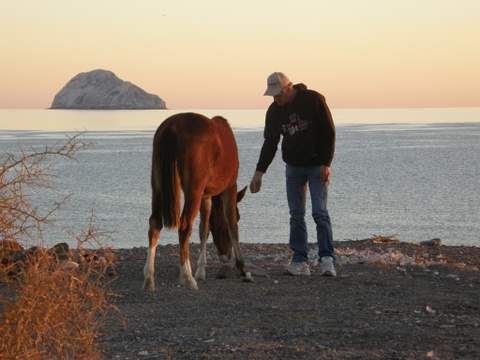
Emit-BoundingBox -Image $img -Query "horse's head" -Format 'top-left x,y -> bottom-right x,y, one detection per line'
210,186 -> 247,257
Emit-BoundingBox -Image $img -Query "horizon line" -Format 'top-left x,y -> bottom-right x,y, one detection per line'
2,106 -> 480,111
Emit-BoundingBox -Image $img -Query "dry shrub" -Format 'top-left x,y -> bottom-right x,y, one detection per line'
0,134 -> 86,246
0,135 -> 119,359
0,247 -> 115,359
371,234 -> 400,244
73,210 -> 117,276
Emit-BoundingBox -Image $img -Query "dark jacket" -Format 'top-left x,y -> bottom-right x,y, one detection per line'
256,84 -> 335,173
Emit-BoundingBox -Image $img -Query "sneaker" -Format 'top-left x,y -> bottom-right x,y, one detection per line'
285,261 -> 311,276
320,256 -> 336,277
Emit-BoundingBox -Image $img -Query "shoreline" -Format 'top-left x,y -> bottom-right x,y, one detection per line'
114,238 -> 480,265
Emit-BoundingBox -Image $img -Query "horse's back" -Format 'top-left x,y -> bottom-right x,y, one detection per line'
153,113 -> 238,195
210,116 -> 239,171
154,112 -> 220,164
211,116 -> 236,146
154,112 -> 213,142
154,113 -> 236,160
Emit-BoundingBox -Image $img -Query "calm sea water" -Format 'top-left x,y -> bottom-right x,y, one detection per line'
0,108 -> 479,248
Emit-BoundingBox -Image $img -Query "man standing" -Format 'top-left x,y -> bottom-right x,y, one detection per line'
249,72 -> 336,276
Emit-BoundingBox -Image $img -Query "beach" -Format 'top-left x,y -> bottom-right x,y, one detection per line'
99,239 -> 480,359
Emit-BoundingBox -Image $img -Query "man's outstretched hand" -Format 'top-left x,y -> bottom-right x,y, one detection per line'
249,171 -> 264,193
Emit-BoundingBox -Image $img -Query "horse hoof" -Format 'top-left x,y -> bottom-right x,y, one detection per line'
180,276 -> 199,290
217,265 -> 232,279
242,272 -> 254,283
186,279 -> 199,290
194,268 -> 206,281
143,280 -> 156,292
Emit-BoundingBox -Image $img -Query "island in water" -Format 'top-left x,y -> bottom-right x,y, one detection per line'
50,69 -> 166,109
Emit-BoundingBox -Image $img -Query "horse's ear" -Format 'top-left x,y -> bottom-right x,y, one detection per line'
237,186 -> 247,203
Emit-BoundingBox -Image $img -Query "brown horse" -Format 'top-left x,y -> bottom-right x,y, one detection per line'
143,112 -> 252,291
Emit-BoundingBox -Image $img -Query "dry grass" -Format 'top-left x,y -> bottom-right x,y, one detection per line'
0,246 -> 116,359
371,234 -> 400,244
0,135 -> 119,359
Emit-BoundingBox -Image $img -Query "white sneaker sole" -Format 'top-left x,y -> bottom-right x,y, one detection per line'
284,270 -> 311,276
321,270 -> 336,277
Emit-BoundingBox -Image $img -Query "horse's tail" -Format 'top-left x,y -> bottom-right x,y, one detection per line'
152,126 -> 180,228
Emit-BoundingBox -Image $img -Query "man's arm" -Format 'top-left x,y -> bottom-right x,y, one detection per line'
316,94 -> 335,183
250,107 -> 281,193
317,94 -> 335,167
255,107 -> 281,173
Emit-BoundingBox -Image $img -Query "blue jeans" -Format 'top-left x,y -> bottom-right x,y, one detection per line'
286,164 -> 334,263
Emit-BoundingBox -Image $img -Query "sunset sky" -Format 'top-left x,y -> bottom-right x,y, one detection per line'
1,0 -> 479,109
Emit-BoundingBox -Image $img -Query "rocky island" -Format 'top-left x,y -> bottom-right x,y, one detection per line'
50,69 -> 166,109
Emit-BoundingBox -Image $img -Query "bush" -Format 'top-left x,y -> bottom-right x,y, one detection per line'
0,247 -> 114,359
0,135 -> 118,359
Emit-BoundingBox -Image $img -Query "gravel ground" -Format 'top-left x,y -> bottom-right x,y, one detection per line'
100,240 -> 480,359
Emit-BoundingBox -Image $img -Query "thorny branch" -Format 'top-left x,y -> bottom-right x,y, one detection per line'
0,133 -> 87,244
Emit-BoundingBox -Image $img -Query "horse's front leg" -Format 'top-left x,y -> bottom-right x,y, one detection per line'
217,252 -> 234,279
195,197 -> 211,281
222,187 -> 253,283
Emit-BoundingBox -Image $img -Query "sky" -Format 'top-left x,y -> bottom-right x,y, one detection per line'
0,0 -> 479,109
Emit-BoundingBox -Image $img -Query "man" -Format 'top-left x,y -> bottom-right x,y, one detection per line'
249,72 -> 336,276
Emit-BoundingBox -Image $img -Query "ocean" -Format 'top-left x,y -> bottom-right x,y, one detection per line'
0,108 -> 479,248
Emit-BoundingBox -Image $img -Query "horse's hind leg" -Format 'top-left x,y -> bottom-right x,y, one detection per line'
178,191 -> 202,290
195,197 -> 212,281
143,216 -> 162,292
222,187 -> 253,282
